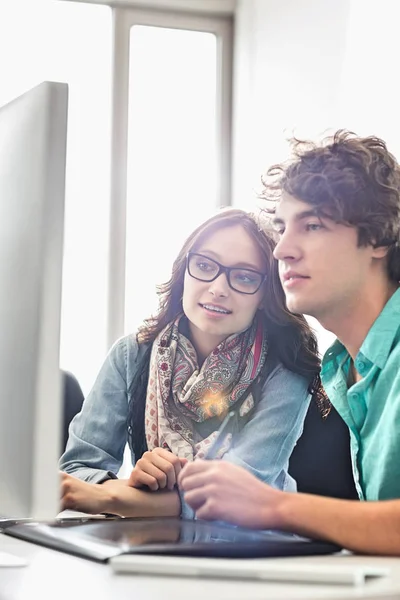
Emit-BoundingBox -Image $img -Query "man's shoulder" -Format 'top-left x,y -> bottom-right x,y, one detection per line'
362,315 -> 400,371
381,330 -> 400,374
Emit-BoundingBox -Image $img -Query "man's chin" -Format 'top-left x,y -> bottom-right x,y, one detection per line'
285,299 -> 309,316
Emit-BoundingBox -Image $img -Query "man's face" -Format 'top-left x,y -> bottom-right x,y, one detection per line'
272,193 -> 384,324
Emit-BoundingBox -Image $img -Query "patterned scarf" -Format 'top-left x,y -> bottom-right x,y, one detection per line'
145,314 -> 267,460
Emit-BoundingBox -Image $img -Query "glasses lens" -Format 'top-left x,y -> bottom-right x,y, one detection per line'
229,269 -> 263,294
188,254 -> 219,281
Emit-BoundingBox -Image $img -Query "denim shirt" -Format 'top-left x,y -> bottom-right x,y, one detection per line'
60,334 -> 311,518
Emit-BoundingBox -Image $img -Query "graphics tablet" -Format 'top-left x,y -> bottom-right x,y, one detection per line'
4,517 -> 340,563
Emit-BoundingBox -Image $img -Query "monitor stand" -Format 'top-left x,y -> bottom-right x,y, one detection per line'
0,517 -> 32,567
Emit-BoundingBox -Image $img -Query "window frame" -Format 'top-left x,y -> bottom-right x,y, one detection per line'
107,7 -> 233,347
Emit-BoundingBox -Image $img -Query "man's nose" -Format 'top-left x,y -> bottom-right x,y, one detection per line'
273,230 -> 299,261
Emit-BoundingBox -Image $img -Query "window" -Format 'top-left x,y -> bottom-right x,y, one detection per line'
0,1 -> 112,395
108,8 -> 233,345
0,2 -> 232,394
124,25 -> 218,333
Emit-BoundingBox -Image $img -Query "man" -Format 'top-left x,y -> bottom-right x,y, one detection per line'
178,130 -> 400,554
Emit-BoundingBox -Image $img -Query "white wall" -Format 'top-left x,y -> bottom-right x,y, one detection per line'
232,0 -> 352,352
339,0 -> 400,160
232,0 -> 400,210
232,0 -> 400,198
231,0 -> 400,353
232,0 -> 351,211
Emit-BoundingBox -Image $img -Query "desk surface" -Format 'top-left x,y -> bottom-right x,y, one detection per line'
2,532 -> 400,600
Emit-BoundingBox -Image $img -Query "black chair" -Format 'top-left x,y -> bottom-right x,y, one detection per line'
288,400 -> 358,500
62,370 -> 84,453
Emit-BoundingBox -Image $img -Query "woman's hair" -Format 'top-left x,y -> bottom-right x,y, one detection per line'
128,208 -> 326,458
261,129 -> 400,282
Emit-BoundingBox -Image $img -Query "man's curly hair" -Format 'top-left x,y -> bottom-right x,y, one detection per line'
261,130 -> 400,282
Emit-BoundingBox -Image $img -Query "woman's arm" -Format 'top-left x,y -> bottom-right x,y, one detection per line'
222,364 -> 310,490
59,336 -> 140,482
59,337 -> 185,519
61,473 -> 181,517
178,461 -> 400,556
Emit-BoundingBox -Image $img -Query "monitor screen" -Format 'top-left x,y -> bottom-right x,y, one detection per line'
0,82 -> 68,520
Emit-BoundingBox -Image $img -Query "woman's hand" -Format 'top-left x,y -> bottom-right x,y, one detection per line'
128,448 -> 188,491
60,471 -> 181,518
178,460 -> 283,529
60,472 -> 115,515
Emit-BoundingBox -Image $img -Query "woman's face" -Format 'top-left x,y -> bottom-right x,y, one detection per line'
182,224 -> 266,350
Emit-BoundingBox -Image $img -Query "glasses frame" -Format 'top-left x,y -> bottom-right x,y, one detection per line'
186,252 -> 266,295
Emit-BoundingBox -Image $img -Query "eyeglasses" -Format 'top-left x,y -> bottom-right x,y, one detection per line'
186,252 -> 266,295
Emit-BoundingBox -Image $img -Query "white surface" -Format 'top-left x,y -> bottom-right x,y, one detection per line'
110,554 -> 390,586
56,510 -> 109,520
0,81 -> 67,520
66,0 -> 237,14
0,551 -> 28,568
2,533 -> 400,600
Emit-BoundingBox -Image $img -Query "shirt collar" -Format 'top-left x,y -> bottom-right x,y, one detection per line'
322,287 -> 400,371
360,287 -> 400,369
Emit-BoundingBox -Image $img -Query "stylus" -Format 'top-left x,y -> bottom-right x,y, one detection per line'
203,410 -> 235,460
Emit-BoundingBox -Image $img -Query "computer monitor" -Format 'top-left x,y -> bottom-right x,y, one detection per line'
0,82 -> 68,520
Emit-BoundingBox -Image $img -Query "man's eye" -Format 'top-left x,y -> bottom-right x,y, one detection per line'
306,223 -> 323,231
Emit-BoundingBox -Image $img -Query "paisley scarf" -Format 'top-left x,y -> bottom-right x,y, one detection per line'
144,314 -> 267,460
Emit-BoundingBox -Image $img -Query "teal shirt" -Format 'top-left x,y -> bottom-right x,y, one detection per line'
321,287 -> 400,501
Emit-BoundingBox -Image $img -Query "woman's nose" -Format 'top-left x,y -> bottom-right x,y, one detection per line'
208,272 -> 230,297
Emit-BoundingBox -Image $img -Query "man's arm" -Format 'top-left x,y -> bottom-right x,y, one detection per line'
178,461 -> 400,556
276,492 -> 400,555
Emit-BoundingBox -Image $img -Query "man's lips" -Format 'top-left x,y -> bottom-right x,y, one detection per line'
282,271 -> 310,282
281,272 -> 310,290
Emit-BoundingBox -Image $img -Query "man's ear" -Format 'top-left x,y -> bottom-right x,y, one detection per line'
372,245 -> 390,259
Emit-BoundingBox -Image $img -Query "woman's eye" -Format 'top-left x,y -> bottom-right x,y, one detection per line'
235,273 -> 257,284
273,226 -> 284,236
197,261 -> 213,271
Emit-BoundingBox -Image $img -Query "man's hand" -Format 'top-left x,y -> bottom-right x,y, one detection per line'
178,460 -> 283,529
60,472 -> 115,515
128,448 -> 188,491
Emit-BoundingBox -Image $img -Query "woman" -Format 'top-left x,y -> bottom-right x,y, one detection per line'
60,208 -> 326,518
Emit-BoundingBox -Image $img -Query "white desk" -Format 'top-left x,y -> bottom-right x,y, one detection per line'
2,532 -> 400,600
